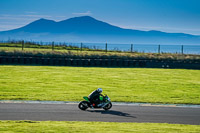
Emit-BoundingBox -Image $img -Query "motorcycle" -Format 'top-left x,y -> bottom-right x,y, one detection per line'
78,94 -> 112,111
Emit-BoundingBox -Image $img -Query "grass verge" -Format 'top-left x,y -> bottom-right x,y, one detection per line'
0,121 -> 200,133
0,65 -> 200,104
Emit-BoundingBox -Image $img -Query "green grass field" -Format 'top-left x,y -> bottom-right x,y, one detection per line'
0,65 -> 199,104
0,121 -> 200,133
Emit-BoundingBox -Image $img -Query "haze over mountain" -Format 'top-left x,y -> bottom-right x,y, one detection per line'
0,16 -> 200,45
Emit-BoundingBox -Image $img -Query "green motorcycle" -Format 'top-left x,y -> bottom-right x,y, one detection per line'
78,94 -> 112,111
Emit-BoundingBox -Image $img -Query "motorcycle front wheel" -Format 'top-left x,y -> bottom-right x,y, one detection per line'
103,102 -> 112,110
78,101 -> 89,110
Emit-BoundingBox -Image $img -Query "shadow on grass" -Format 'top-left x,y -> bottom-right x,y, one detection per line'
87,110 -> 136,118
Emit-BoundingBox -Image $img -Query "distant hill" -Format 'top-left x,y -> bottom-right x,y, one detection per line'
0,16 -> 200,44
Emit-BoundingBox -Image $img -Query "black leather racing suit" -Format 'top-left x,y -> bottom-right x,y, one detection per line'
88,90 -> 102,105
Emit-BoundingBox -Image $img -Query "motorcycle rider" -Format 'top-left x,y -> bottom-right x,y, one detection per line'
88,88 -> 103,108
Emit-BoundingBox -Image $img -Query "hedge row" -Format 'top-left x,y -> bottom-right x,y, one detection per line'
0,56 -> 199,69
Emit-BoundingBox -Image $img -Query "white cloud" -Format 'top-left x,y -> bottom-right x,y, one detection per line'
117,25 -> 200,35
0,14 -> 68,21
0,13 -> 71,31
0,14 -> 53,31
0,24 -> 24,31
0,14 -> 52,20
25,11 -> 37,14
19,14 -> 52,18
72,11 -> 92,16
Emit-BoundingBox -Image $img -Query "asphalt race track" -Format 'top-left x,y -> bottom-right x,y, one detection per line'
0,103 -> 200,125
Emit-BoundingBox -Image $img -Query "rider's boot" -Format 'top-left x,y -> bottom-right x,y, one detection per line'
90,103 -> 95,109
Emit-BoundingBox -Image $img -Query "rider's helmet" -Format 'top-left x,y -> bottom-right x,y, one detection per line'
97,88 -> 103,93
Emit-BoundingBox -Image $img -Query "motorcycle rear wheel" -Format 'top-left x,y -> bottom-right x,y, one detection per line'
78,101 -> 89,110
103,102 -> 112,110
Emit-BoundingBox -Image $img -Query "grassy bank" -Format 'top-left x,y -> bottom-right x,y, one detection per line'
0,65 -> 199,104
0,121 -> 200,133
1,43 -> 200,60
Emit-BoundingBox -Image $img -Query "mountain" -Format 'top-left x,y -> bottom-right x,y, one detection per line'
0,16 -> 200,44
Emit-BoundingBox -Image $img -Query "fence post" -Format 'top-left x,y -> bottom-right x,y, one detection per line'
105,43 -> 108,53
158,45 -> 160,54
181,45 -> 184,54
131,44 -> 133,52
81,42 -> 83,51
22,40 -> 24,50
52,41 -> 54,51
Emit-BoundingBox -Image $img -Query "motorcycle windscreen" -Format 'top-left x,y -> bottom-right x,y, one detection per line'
83,96 -> 89,101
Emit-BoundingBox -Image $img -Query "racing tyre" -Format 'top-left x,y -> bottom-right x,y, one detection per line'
103,102 -> 112,110
78,101 -> 89,110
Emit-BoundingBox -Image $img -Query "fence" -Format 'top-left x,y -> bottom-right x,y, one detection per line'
0,40 -> 200,54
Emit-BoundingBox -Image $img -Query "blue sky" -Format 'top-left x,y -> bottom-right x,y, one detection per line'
0,0 -> 200,35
